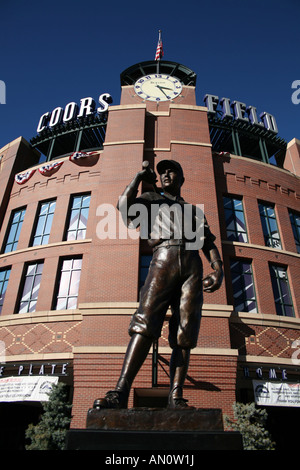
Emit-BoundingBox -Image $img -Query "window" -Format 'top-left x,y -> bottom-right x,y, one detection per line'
32,200 -> 56,246
223,196 -> 248,242
18,262 -> 44,313
270,265 -> 294,317
258,203 -> 282,249
230,259 -> 257,313
3,208 -> 26,253
0,268 -> 11,314
66,194 -> 90,241
55,258 -> 82,310
289,211 -> 300,254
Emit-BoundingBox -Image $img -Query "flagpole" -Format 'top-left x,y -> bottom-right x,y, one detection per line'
156,30 -> 162,74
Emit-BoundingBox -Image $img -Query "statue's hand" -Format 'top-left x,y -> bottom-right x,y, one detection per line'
203,269 -> 223,293
137,168 -> 158,186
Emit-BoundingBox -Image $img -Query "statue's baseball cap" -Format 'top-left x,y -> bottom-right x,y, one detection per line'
156,160 -> 184,177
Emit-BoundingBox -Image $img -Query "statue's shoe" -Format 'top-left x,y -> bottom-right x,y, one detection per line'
168,395 -> 195,410
93,390 -> 128,409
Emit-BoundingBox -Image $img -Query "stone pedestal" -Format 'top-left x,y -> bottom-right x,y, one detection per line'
66,408 -> 243,450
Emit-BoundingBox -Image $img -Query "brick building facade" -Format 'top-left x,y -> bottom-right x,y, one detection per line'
0,60 -> 299,449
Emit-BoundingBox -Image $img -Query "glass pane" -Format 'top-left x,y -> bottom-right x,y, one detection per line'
21,277 -> 34,301
56,298 -> 67,310
284,306 -> 294,317
69,270 -> 81,296
35,215 -> 46,236
41,234 -> 49,245
67,231 -> 76,241
72,197 -> 82,209
31,275 -> 42,300
269,218 -> 278,235
223,197 -> 231,209
26,264 -> 36,276
236,211 -> 246,227
40,203 -> 49,216
33,235 -> 42,246
62,259 -> 72,271
242,263 -> 251,273
57,271 -> 71,297
227,231 -> 237,241
67,297 -> 77,309
230,260 -> 257,313
6,224 -> 17,244
82,195 -> 91,207
227,220 -> 236,232
49,201 -> 56,213
245,300 -> 257,313
275,303 -> 283,316
224,208 -> 233,224
68,210 -> 79,231
75,229 -> 85,240
238,232 -> 248,243
12,211 -> 22,223
19,301 -> 29,314
233,199 -> 243,210
28,301 -> 37,313
73,259 -> 82,270
78,208 -> 89,228
15,224 -> 22,244
36,263 -> 44,275
45,213 -> 54,234
265,205 -> 274,217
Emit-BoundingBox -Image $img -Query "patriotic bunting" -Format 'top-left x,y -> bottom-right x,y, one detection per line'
15,151 -> 99,184
15,169 -> 36,185
38,161 -> 64,176
69,151 -> 99,161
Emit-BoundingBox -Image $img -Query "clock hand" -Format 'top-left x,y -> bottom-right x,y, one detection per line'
156,85 -> 169,98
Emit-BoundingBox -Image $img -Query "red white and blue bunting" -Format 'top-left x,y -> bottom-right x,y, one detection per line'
15,169 -> 36,185
15,151 -> 99,184
69,151 -> 99,161
38,161 -> 64,176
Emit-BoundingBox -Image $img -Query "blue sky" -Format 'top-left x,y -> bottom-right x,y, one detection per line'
0,0 -> 299,151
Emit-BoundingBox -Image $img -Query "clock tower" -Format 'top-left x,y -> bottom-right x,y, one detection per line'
119,60 -> 197,108
90,60 -> 226,307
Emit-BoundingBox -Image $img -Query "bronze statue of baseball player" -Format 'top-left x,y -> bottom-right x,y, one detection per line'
93,159 -> 223,410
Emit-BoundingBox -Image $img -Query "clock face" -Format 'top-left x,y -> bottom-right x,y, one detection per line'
134,74 -> 182,102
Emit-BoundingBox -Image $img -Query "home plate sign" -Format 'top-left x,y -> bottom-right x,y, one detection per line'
253,380 -> 300,407
0,376 -> 58,402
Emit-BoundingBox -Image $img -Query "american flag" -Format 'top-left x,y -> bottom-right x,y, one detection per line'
155,30 -> 163,60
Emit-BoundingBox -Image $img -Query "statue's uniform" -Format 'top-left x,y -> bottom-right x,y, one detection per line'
122,191 -> 216,350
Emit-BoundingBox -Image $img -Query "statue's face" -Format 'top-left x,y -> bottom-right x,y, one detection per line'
159,167 -> 183,194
